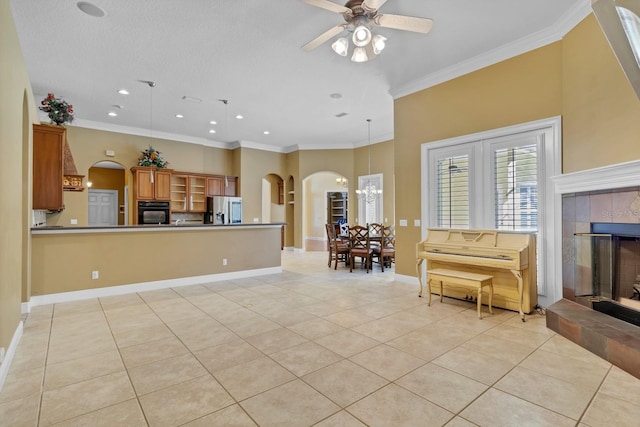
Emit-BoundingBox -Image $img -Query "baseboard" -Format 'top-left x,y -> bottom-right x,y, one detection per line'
25,266 -> 282,309
0,321 -> 23,394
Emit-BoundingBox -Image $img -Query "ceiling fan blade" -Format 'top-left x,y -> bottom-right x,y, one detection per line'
302,24 -> 347,51
301,0 -> 351,15
374,13 -> 434,33
362,0 -> 388,13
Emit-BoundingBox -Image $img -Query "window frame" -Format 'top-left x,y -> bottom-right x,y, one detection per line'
357,173 -> 383,225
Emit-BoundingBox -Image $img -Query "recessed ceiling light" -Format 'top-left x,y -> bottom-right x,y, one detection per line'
235,115 -> 243,119
263,131 -> 270,135
209,120 -> 217,125
117,89 -> 129,95
77,1 -> 105,18
108,112 -> 118,117
112,104 -> 124,109
175,114 -> 184,119
329,93 -> 343,99
209,129 -> 216,134
335,112 -> 348,118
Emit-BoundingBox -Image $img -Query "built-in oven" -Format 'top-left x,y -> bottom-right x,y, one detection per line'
138,201 -> 170,225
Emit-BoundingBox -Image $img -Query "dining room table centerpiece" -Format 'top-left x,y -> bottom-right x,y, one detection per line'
137,145 -> 169,168
39,93 -> 74,126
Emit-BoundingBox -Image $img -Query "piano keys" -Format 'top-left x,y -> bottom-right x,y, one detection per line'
416,228 -> 537,321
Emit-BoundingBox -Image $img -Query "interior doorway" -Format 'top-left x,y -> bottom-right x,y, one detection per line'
87,161 -> 126,225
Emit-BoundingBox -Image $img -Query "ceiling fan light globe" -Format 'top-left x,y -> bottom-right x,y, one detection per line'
352,25 -> 372,47
351,46 -> 368,62
372,34 -> 386,55
331,37 -> 349,56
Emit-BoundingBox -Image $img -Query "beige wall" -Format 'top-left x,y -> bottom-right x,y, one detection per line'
31,227 -> 282,296
394,42 -> 563,276
562,15 -> 640,173
0,0 -> 37,360
238,147 -> 287,224
393,14 -> 640,278
354,140 -> 395,225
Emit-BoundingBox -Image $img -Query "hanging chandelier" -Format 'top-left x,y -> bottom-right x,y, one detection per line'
356,119 -> 382,203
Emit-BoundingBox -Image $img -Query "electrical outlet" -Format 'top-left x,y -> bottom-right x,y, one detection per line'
70,219 -> 78,225
399,219 -> 408,227
222,258 -> 228,266
91,271 -> 99,280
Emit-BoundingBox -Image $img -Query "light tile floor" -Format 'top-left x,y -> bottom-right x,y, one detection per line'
2,251 -> 640,426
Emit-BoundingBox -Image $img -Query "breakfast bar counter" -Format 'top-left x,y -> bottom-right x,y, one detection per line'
30,223 -> 284,305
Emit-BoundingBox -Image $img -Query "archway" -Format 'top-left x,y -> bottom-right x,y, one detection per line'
301,171 -> 348,252
87,161 -> 126,226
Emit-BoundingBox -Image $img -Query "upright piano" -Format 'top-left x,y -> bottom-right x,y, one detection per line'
416,228 -> 537,321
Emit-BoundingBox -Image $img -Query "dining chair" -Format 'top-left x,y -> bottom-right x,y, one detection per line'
326,224 -> 349,269
368,223 -> 383,250
349,225 -> 372,273
373,225 -> 395,272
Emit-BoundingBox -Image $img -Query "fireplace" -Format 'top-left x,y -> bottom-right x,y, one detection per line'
549,163 -> 640,379
574,222 -> 640,327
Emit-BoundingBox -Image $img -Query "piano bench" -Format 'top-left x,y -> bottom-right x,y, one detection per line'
427,268 -> 494,319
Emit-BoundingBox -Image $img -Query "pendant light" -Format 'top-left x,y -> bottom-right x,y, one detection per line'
356,119 -> 382,203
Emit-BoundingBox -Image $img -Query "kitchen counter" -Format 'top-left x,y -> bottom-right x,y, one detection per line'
31,223 -> 285,234
30,223 -> 284,305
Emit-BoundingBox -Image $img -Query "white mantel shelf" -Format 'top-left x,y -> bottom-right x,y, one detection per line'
552,160 -> 640,195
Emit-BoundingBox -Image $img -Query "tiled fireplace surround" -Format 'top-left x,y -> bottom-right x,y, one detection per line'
549,160 -> 640,379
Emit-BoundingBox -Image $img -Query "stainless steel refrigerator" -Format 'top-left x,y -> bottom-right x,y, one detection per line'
205,196 -> 242,224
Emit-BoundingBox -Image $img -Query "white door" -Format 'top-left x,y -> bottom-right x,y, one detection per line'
88,189 -> 118,226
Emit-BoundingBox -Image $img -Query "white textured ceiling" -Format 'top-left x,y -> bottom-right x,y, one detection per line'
10,0 -> 590,152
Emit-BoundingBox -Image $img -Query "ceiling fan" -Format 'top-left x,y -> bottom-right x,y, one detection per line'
301,0 -> 433,62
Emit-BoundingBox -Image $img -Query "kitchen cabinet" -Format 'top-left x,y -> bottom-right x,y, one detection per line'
171,174 -> 206,212
206,175 -> 238,197
131,167 -> 172,201
33,124 -> 65,211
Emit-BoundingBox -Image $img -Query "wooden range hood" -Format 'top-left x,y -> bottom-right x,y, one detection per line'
62,139 -> 85,191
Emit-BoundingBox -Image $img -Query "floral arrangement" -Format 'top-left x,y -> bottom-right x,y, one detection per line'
137,146 -> 169,168
39,93 -> 74,126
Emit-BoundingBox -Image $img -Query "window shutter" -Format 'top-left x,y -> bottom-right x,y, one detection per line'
436,155 -> 469,228
494,144 -> 537,230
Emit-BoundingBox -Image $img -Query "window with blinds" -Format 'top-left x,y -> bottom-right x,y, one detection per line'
436,155 -> 470,228
357,173 -> 383,225
494,144 -> 538,231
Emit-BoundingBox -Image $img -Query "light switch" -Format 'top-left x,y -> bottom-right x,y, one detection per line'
70,219 -> 78,225
414,219 -> 421,227
399,219 -> 408,227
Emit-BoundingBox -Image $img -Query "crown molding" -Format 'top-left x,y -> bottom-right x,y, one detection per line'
390,1 -> 593,100
552,160 -> 640,194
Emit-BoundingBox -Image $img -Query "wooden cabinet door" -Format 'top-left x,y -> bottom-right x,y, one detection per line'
155,170 -> 172,200
224,176 -> 238,196
189,175 -> 206,212
206,176 -> 224,196
135,169 -> 155,200
33,124 -> 64,210
170,174 -> 188,212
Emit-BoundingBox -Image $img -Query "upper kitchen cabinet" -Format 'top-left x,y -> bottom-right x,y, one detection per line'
33,124 -> 65,211
131,166 -> 172,201
171,173 -> 206,212
206,175 -> 238,197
